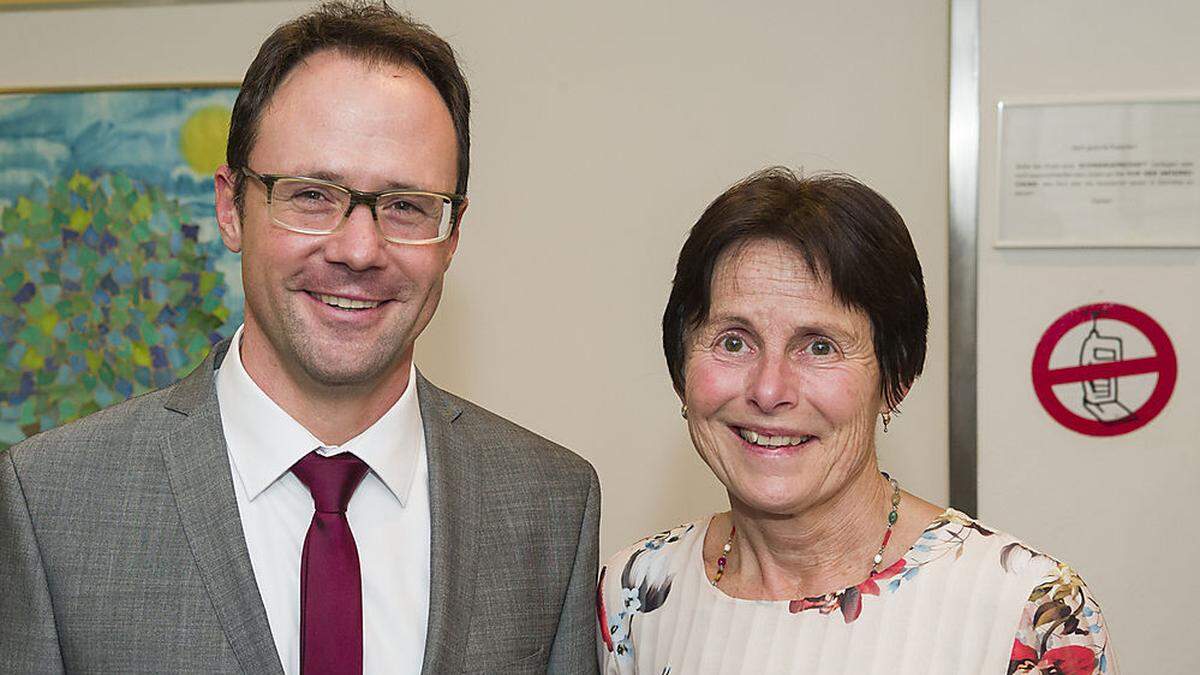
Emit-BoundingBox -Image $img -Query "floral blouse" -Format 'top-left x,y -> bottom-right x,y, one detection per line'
597,509 -> 1115,674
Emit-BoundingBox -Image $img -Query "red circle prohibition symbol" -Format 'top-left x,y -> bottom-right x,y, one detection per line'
1031,303 -> 1177,436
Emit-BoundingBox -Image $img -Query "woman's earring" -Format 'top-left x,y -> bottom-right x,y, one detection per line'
681,404 -> 688,420
881,410 -> 892,433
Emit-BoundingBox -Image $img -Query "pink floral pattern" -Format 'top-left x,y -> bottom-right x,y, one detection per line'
599,510 -> 1115,673
787,557 -> 906,622
1005,545 -> 1112,674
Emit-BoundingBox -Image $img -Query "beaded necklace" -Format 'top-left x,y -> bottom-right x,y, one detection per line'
711,472 -> 902,593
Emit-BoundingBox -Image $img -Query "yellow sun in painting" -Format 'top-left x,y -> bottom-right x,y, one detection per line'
179,106 -> 232,175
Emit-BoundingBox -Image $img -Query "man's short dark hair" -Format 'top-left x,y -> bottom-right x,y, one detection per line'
227,1 -> 471,207
662,167 -> 928,410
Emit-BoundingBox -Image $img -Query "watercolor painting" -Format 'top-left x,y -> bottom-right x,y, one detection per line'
0,86 -> 242,449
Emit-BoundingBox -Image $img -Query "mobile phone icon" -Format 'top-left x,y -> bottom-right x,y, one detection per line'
1079,317 -> 1133,423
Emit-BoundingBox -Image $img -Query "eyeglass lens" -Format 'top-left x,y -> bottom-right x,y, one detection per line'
270,178 -> 450,241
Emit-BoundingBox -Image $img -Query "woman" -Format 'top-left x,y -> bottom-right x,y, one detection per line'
597,168 -> 1114,674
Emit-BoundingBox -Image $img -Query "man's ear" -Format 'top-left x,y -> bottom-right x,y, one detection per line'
214,164 -> 244,253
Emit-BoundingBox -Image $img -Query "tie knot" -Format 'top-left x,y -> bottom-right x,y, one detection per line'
291,451 -> 370,513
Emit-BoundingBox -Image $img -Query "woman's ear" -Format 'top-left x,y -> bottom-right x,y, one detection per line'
880,381 -> 913,415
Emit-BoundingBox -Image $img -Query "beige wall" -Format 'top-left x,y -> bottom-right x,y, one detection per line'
0,0 -> 951,557
976,2 -> 1200,672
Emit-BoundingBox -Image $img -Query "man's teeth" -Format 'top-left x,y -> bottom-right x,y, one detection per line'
314,293 -> 381,310
737,428 -> 812,447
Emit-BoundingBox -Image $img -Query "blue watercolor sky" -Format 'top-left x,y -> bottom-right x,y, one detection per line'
0,86 -> 244,316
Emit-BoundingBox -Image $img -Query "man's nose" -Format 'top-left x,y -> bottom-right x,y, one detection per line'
322,202 -> 388,270
747,352 -> 798,414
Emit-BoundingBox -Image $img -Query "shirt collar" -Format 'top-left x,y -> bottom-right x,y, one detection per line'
215,325 -> 425,506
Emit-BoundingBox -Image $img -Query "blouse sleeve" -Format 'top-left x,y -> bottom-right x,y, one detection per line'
596,563 -> 623,674
1007,561 -> 1117,674
596,522 -> 696,674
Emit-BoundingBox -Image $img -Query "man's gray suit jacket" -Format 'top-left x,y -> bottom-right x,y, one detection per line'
0,340 -> 601,674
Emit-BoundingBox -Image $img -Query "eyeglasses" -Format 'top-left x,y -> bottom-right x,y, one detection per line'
241,168 -> 464,245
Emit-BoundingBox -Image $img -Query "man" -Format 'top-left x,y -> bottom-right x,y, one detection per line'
0,3 -> 600,673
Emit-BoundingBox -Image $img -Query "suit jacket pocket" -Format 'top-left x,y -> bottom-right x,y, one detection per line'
462,644 -> 546,674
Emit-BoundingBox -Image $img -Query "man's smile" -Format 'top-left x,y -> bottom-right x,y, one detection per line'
307,291 -> 385,310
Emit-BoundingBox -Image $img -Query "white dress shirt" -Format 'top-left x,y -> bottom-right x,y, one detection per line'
215,326 -> 431,675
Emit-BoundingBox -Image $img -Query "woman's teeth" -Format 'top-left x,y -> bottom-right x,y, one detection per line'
313,293 -> 381,310
737,428 -> 812,447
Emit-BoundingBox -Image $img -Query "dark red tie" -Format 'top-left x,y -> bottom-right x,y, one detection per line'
291,451 -> 370,675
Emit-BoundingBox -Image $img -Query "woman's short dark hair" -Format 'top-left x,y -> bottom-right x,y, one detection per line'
227,1 -> 470,206
662,167 -> 928,410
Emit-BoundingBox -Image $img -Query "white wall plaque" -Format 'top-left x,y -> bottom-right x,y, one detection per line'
998,99 -> 1200,248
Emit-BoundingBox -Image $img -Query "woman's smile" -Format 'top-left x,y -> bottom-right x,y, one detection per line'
731,425 -> 816,453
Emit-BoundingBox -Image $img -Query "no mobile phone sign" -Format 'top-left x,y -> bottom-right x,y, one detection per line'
1031,303 -> 1177,437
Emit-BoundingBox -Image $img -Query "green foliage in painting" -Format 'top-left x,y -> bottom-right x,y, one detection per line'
0,172 -> 228,449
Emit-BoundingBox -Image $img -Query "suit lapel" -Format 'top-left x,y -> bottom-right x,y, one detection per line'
160,342 -> 284,675
417,373 -> 480,674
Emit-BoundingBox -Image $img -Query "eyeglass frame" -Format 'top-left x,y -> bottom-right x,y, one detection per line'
239,167 -> 466,245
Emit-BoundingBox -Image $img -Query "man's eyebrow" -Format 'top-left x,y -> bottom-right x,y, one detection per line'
294,169 -> 422,191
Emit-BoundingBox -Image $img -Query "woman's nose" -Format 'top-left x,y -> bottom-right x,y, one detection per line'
747,353 -> 797,414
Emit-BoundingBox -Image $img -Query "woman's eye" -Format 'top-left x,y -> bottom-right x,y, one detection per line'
719,335 -> 745,353
808,339 -> 835,356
